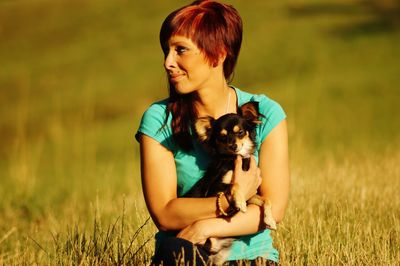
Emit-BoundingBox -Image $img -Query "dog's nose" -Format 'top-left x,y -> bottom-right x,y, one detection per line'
230,144 -> 237,151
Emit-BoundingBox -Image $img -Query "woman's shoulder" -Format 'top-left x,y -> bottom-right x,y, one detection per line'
234,86 -> 286,142
143,98 -> 169,116
139,98 -> 171,126
234,87 -> 285,114
136,98 -> 174,147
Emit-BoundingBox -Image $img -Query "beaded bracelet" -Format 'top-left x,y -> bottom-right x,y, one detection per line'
216,192 -> 229,216
216,192 -> 240,217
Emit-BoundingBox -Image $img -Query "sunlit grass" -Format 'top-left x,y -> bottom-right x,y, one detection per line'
0,0 -> 399,264
276,145 -> 400,265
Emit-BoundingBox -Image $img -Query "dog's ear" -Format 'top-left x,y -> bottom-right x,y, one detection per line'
194,116 -> 214,143
239,101 -> 262,124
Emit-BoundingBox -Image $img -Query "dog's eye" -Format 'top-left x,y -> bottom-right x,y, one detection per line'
237,130 -> 245,137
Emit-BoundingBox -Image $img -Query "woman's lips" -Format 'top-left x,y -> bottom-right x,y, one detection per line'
169,73 -> 184,82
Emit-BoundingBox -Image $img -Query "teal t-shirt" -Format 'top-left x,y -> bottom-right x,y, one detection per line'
136,87 -> 286,262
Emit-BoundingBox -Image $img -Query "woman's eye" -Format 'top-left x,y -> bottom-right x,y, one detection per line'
176,46 -> 187,54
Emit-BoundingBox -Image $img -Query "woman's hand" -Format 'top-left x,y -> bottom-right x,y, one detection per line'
177,220 -> 210,245
233,155 -> 262,201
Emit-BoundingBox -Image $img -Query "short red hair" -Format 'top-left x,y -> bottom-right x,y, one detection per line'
160,0 -> 243,80
160,1 -> 243,151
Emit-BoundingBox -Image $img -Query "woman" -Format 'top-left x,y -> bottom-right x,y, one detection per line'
136,1 -> 289,265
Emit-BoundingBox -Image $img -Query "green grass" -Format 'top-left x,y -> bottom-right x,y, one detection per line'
0,0 -> 399,265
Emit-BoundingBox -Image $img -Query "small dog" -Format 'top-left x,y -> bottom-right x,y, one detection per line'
184,101 -> 276,264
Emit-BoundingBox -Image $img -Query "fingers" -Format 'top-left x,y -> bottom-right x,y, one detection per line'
257,168 -> 262,186
233,155 -> 262,201
235,155 -> 256,170
234,155 -> 243,173
235,155 -> 259,177
249,155 -> 256,169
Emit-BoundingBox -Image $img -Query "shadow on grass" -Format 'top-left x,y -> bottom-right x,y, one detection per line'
288,1 -> 400,38
288,2 -> 369,16
330,18 -> 396,37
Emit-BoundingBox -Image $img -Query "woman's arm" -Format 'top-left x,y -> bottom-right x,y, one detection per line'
140,134 -> 260,231
258,119 -> 290,223
140,134 -> 216,231
177,119 -> 289,242
177,205 -> 263,244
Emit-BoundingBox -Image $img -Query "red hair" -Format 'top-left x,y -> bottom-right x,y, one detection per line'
160,0 -> 242,80
160,0 -> 243,151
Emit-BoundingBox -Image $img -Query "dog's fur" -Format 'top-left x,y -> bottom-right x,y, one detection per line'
184,102 -> 276,265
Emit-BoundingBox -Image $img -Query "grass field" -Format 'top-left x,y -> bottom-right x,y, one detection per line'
0,0 -> 399,265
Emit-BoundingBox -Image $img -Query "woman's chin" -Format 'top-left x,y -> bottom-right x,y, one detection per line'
174,85 -> 195,95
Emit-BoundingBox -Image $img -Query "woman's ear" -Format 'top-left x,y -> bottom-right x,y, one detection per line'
212,50 -> 227,68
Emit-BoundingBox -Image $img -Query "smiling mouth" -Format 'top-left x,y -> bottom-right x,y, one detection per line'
169,73 -> 184,82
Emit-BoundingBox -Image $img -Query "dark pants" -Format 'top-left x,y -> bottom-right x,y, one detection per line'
152,237 -> 278,266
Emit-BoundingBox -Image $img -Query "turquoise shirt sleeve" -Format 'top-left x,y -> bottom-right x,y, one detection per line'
255,95 -> 287,144
135,100 -> 175,152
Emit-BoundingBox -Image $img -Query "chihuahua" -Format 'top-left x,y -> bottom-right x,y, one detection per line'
184,101 -> 276,264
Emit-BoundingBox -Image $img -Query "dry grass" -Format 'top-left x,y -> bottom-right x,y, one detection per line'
276,145 -> 400,265
1,142 -> 399,265
0,0 -> 399,265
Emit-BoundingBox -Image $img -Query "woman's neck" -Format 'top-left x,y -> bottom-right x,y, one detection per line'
194,80 -> 236,119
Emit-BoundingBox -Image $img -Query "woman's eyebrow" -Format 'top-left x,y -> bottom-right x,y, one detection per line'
169,41 -> 191,47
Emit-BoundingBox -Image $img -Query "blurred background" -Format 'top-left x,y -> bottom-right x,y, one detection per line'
0,0 -> 399,264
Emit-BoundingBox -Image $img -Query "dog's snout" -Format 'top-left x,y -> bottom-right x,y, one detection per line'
229,143 -> 237,151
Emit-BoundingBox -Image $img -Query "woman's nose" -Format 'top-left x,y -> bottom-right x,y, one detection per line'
164,51 -> 176,71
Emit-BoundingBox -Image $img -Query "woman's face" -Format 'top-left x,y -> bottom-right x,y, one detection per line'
164,35 -> 219,94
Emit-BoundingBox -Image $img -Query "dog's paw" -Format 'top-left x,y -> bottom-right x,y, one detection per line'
232,190 -> 247,213
231,184 -> 247,213
222,170 -> 233,184
205,237 -> 234,254
264,201 -> 277,230
208,244 -> 232,265
235,200 -> 247,213
247,194 -> 264,206
206,238 -> 234,265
